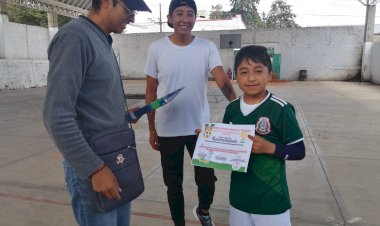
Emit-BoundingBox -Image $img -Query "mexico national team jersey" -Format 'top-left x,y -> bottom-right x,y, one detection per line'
223,91 -> 304,215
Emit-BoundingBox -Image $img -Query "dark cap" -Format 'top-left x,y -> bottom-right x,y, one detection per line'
124,0 -> 151,12
167,0 -> 197,28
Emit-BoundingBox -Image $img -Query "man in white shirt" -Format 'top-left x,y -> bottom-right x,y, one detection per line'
144,0 -> 236,225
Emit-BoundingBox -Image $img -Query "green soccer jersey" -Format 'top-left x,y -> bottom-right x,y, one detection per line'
223,92 -> 304,215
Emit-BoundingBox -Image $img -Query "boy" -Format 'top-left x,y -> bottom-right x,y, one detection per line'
222,45 -> 305,226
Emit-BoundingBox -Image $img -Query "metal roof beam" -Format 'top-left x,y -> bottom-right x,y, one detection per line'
7,0 -> 89,17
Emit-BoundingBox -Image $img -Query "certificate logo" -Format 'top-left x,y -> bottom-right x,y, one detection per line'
197,152 -> 210,164
240,130 -> 248,138
232,162 -> 241,170
203,123 -> 215,139
240,130 -> 249,143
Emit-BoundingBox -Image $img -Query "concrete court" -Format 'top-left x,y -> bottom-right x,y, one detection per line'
0,80 -> 379,226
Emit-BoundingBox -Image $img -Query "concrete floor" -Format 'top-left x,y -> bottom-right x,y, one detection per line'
0,81 -> 379,226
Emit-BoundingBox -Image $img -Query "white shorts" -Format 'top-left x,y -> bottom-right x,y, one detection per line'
230,205 -> 291,226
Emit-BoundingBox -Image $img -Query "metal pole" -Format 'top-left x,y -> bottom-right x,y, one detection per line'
363,0 -> 369,42
159,3 -> 162,33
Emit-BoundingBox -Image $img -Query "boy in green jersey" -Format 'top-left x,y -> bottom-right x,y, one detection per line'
223,45 -> 305,226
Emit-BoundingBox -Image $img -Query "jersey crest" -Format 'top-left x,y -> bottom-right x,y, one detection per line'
256,117 -> 271,135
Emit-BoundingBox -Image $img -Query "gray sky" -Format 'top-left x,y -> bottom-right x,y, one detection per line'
137,0 -> 378,27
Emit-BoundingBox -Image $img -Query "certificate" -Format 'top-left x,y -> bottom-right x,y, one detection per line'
191,123 -> 255,173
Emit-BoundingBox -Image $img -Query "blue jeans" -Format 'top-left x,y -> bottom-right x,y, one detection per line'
63,161 -> 131,226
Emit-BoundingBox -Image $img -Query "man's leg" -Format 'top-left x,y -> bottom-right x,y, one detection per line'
186,135 -> 217,212
63,160 -> 131,226
117,203 -> 132,225
158,137 -> 186,226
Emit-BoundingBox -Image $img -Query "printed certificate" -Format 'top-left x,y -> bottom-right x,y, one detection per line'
191,123 -> 255,173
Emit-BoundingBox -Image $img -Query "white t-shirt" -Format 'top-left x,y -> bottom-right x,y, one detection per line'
144,36 -> 223,136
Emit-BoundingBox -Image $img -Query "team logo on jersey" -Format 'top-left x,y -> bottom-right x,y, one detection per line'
256,117 -> 271,135
203,123 -> 215,139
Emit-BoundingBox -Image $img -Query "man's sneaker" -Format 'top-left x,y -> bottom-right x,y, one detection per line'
192,205 -> 215,226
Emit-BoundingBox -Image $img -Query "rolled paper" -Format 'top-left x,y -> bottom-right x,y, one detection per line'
126,86 -> 185,122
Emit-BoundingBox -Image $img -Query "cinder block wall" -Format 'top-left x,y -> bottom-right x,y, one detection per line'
113,26 -> 364,81
371,43 -> 380,84
0,22 -> 49,89
3,21 -> 380,90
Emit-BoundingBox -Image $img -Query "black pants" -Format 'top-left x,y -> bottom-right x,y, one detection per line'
158,135 -> 217,225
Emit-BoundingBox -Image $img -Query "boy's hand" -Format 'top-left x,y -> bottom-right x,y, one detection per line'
194,129 -> 202,136
248,135 -> 276,155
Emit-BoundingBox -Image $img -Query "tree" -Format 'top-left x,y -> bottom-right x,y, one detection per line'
58,15 -> 72,28
209,0 -> 298,29
8,4 -> 72,28
8,4 -> 48,27
230,0 -> 263,29
357,0 -> 380,5
263,0 -> 299,28
209,4 -> 233,20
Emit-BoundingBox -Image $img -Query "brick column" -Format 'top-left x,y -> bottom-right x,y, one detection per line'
47,11 -> 59,41
361,5 -> 376,81
0,0 -> 9,59
364,5 -> 376,42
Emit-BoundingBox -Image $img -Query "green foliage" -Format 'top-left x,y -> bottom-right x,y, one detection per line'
58,15 -> 72,27
209,0 -> 299,29
209,4 -> 233,20
230,0 -> 264,29
8,4 -> 48,27
263,0 -> 299,28
8,4 -> 72,28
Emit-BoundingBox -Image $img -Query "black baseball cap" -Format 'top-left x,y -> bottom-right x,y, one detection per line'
167,0 -> 197,28
124,0 -> 151,12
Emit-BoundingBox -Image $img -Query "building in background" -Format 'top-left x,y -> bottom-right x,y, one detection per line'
124,15 -> 246,34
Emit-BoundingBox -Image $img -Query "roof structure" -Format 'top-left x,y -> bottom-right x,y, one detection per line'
5,0 -> 246,33
7,0 -> 89,17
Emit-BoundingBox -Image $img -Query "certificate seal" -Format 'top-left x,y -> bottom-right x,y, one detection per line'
232,162 -> 241,170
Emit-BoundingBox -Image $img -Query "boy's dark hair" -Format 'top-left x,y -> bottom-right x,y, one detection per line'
234,45 -> 272,75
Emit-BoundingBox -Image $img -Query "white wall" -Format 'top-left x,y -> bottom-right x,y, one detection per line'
113,32 -> 164,78
113,26 -> 364,81
371,43 -> 380,84
0,59 -> 48,89
0,21 -> 375,89
0,22 -> 49,89
255,27 -> 363,81
362,42 -> 373,81
7,22 -> 49,59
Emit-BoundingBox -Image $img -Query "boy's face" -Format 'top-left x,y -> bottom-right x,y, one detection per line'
236,59 -> 272,104
168,6 -> 196,36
